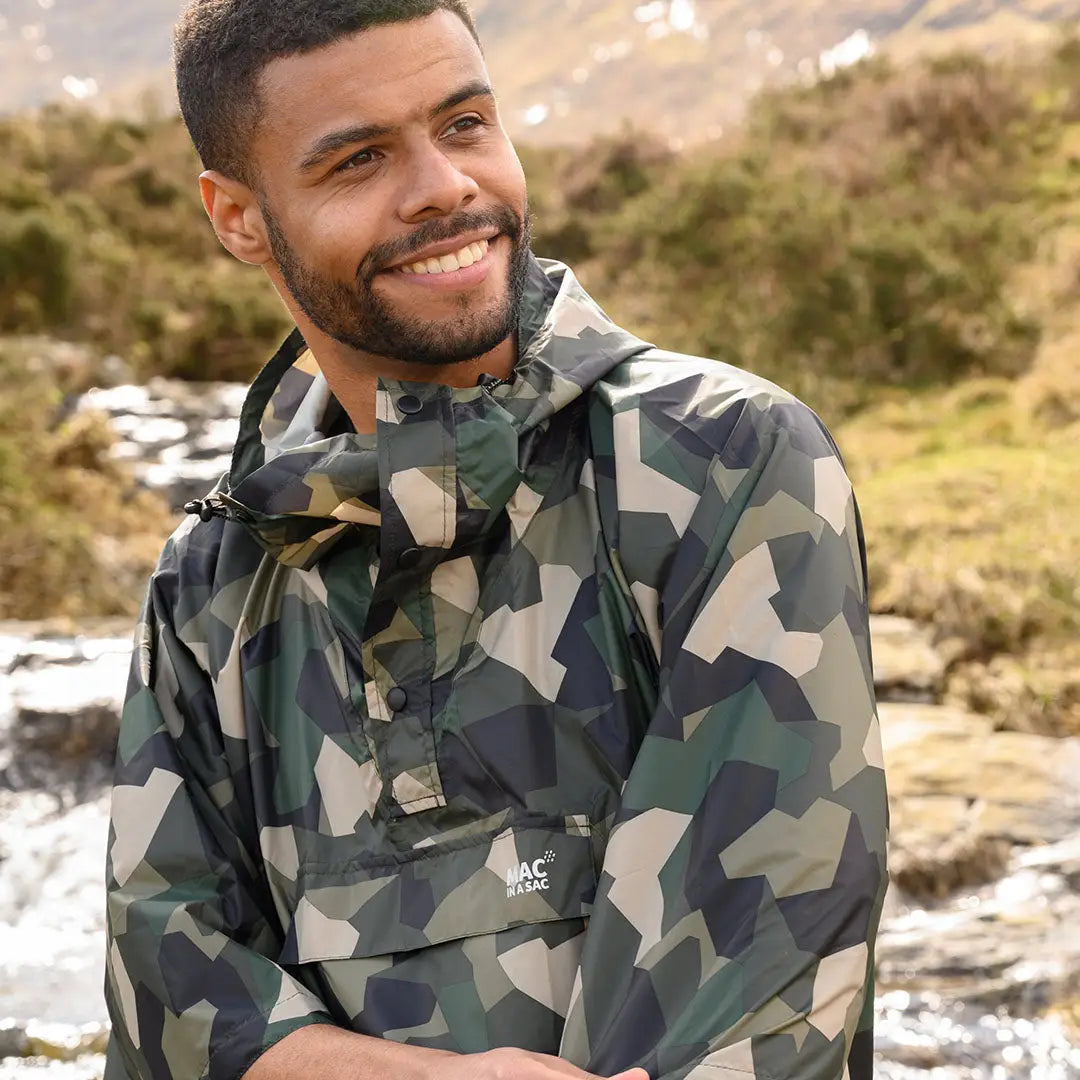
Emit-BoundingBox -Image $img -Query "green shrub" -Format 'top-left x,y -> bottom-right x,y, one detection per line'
0,341 -> 172,619
0,210 -> 76,330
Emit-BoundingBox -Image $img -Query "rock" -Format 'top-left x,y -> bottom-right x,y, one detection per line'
890,824 -> 1011,901
143,377 -> 247,423
109,413 -> 190,450
0,1018 -> 29,1058
880,703 -> 1080,899
947,654 -> 1080,738
77,384 -> 158,418
870,615 -> 947,703
877,848 -> 1080,1014
137,456 -> 231,511
15,701 -> 121,764
24,1022 -> 110,1061
77,379 -> 246,510
1017,831 -> 1080,892
2,638 -> 130,786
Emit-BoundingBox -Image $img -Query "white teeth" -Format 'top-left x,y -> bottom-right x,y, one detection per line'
400,238 -> 491,275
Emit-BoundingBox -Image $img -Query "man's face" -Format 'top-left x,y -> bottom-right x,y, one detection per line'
249,10 -> 530,368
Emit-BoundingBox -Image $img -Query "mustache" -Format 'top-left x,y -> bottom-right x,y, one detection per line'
360,205 -> 524,280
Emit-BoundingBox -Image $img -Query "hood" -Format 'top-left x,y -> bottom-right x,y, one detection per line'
211,257 -> 652,569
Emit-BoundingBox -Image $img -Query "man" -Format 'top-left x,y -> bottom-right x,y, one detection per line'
103,2 -> 888,1079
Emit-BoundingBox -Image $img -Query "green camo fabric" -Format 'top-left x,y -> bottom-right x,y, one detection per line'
104,257 -> 889,1080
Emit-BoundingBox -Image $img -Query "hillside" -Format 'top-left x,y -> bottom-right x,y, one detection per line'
2,0 -> 1079,142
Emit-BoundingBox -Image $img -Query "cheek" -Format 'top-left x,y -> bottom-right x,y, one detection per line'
481,140 -> 528,211
306,198 -> 383,270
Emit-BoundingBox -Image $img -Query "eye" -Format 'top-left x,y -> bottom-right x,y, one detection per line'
335,148 -> 378,173
445,115 -> 485,137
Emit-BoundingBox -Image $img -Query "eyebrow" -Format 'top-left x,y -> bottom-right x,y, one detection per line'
298,79 -> 495,173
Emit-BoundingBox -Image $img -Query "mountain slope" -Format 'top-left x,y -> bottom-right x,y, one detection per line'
1,0 -> 1078,141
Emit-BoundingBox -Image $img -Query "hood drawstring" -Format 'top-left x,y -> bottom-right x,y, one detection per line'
183,496 -> 228,523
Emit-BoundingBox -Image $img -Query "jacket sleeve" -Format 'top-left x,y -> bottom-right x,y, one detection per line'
104,540 -> 335,1080
559,401 -> 889,1080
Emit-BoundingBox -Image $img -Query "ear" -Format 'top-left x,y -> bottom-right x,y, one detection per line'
199,170 -> 272,266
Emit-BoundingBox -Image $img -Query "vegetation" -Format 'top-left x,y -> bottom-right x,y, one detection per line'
1,39 -> 1079,730
0,107 -> 289,381
0,338 -> 172,620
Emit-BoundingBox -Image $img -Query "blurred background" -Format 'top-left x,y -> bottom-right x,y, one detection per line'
1,1 -> 1080,1077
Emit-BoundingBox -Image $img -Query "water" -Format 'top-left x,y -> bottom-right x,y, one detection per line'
876,992 -> 1080,1078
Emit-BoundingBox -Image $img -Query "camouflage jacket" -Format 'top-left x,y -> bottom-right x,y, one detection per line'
104,257 -> 888,1080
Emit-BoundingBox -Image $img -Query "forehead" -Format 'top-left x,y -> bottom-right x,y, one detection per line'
255,11 -> 488,157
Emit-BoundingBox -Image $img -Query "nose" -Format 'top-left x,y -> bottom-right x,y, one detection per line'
397,138 -> 480,222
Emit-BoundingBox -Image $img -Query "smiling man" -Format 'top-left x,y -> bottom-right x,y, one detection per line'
103,3 -> 888,1080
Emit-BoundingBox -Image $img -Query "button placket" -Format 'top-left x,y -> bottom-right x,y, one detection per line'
368,383 -> 452,816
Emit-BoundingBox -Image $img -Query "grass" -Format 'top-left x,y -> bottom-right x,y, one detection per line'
838,227 -> 1080,734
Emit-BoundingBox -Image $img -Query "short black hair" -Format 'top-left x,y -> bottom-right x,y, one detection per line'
174,0 -> 481,185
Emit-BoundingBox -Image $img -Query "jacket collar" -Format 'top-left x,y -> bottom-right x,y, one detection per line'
218,256 -> 651,569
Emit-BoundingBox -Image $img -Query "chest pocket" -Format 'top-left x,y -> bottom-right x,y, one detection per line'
279,815 -> 596,964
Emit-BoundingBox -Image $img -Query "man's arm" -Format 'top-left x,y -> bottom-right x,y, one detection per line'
104,545 -> 338,1080
243,1027 -> 650,1080
559,401 -> 889,1080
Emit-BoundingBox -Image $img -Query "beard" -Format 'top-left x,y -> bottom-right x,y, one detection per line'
262,199 -> 532,368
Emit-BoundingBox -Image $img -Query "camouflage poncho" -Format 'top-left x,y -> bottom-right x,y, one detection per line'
104,257 -> 888,1080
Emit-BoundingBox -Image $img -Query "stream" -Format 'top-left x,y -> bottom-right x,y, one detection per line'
0,380 -> 1077,1078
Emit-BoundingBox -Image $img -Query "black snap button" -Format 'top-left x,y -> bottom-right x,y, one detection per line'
398,547 -> 423,570
398,394 -> 422,414
386,687 -> 408,712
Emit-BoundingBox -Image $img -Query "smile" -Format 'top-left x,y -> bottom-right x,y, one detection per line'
387,236 -> 499,291
397,238 -> 490,276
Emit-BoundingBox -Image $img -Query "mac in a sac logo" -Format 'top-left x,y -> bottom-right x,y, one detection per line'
506,850 -> 556,897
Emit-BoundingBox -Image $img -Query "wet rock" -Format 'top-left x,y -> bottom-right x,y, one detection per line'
0,1020 -> 29,1059
2,636 -> 130,787
136,457 -> 231,512
890,824 -> 1011,901
870,615 -> 947,703
1018,832 -> 1080,892
875,989 -> 1080,1078
24,1023 -> 110,1061
144,377 -> 247,423
881,703 -> 1080,881
77,379 -> 246,511
14,700 -> 120,765
108,414 -> 190,451
76,384 -> 158,419
877,842 -> 1080,1015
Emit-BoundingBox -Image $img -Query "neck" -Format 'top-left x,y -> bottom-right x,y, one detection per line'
296,321 -> 517,434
